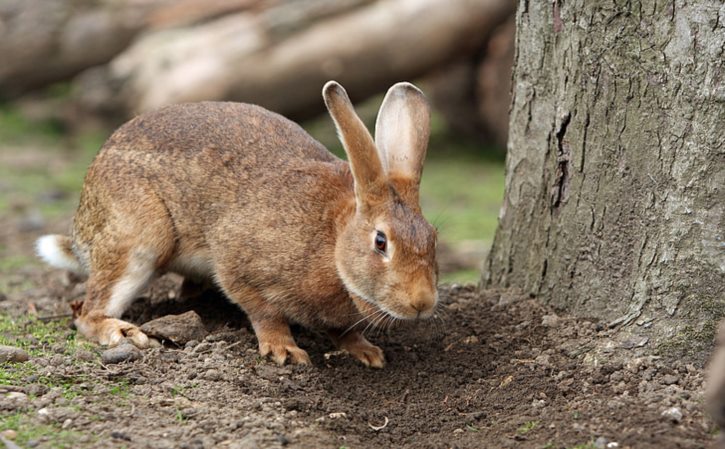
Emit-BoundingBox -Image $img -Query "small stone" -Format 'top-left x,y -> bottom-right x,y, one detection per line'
661,374 -> 679,385
620,336 -> 649,349
61,418 -> 72,429
140,311 -> 208,346
101,344 -> 142,364
75,350 -> 96,362
661,407 -> 683,423
49,354 -> 65,366
275,434 -> 289,446
531,399 -> 546,408
111,431 -> 132,441
192,342 -> 212,354
203,369 -> 221,381
462,336 -> 479,345
541,314 -> 560,327
0,345 -> 29,363
453,428 -> 464,434
1,429 -> 17,440
228,435 -> 259,449
6,392 -> 29,409
328,412 -> 346,419
594,437 -> 609,449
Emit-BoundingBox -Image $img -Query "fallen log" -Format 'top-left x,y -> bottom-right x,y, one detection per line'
75,0 -> 515,120
0,0 -> 264,98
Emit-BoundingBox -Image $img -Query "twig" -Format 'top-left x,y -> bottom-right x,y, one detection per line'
37,313 -> 74,322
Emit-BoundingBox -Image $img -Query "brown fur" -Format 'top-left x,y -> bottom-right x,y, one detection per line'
38,81 -> 438,367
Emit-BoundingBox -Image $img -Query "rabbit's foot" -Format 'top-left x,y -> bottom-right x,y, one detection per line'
76,315 -> 158,349
259,340 -> 311,365
330,330 -> 385,368
252,317 -> 310,365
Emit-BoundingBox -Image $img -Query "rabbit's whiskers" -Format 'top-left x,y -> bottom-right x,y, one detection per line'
342,308 -> 385,337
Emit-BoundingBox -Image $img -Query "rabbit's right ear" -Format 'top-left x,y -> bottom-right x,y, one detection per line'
323,81 -> 385,209
374,82 -> 431,189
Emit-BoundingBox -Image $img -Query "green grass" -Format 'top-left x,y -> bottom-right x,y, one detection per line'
108,379 -> 131,398
0,315 -> 99,400
517,420 -> 540,435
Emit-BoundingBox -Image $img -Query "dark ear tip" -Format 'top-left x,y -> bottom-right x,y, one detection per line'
322,81 -> 349,104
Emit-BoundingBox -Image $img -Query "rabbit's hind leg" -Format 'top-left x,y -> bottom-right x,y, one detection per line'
75,247 -> 160,348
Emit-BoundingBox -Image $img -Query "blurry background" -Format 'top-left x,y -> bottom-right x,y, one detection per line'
0,0 -> 515,283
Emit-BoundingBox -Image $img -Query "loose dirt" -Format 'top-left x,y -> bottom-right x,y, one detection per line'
0,268 -> 718,448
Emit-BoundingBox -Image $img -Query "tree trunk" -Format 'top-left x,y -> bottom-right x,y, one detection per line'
484,0 -> 724,361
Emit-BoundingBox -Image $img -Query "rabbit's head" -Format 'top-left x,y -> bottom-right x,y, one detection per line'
324,81 -> 438,321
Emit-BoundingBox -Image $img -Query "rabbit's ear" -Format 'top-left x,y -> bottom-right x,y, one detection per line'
323,81 -> 385,208
374,82 -> 431,188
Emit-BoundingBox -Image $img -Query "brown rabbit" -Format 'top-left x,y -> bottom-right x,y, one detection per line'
36,81 -> 438,367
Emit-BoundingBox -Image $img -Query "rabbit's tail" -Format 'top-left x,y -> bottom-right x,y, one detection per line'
36,234 -> 85,274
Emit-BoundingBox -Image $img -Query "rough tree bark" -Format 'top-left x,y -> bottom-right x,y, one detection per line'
484,0 -> 724,361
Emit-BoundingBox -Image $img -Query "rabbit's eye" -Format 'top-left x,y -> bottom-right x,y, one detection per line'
374,231 -> 387,254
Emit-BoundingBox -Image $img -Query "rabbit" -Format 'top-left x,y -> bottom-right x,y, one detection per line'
36,81 -> 439,368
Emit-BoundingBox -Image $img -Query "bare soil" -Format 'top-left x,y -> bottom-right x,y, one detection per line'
0,265 -> 718,449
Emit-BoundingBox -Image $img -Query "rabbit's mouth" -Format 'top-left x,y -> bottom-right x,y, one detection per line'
349,289 -> 438,322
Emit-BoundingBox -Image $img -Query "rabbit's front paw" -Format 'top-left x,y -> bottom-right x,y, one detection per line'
334,330 -> 385,368
259,340 -> 311,365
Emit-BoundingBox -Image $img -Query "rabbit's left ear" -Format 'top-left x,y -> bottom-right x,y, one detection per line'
374,82 -> 431,187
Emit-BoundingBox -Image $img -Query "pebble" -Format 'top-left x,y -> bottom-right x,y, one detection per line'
228,435 -> 260,449
110,431 -> 132,441
75,350 -> 96,362
661,374 -> 679,385
661,407 -> 683,423
49,354 -> 65,366
101,344 -> 142,364
0,345 -> 29,363
192,342 -> 212,354
140,311 -> 209,345
541,314 -> 560,327
1,430 -> 17,440
203,369 -> 222,381
462,335 -> 479,345
7,392 -> 26,400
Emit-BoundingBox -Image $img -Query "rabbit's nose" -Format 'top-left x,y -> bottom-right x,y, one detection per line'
409,289 -> 437,316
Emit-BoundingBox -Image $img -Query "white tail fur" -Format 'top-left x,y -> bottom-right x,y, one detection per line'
36,235 -> 83,273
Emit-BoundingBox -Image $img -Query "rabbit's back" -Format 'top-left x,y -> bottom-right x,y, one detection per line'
75,102 -> 352,285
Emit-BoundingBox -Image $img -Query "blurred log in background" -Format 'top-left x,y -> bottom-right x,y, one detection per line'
0,0 -> 516,147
